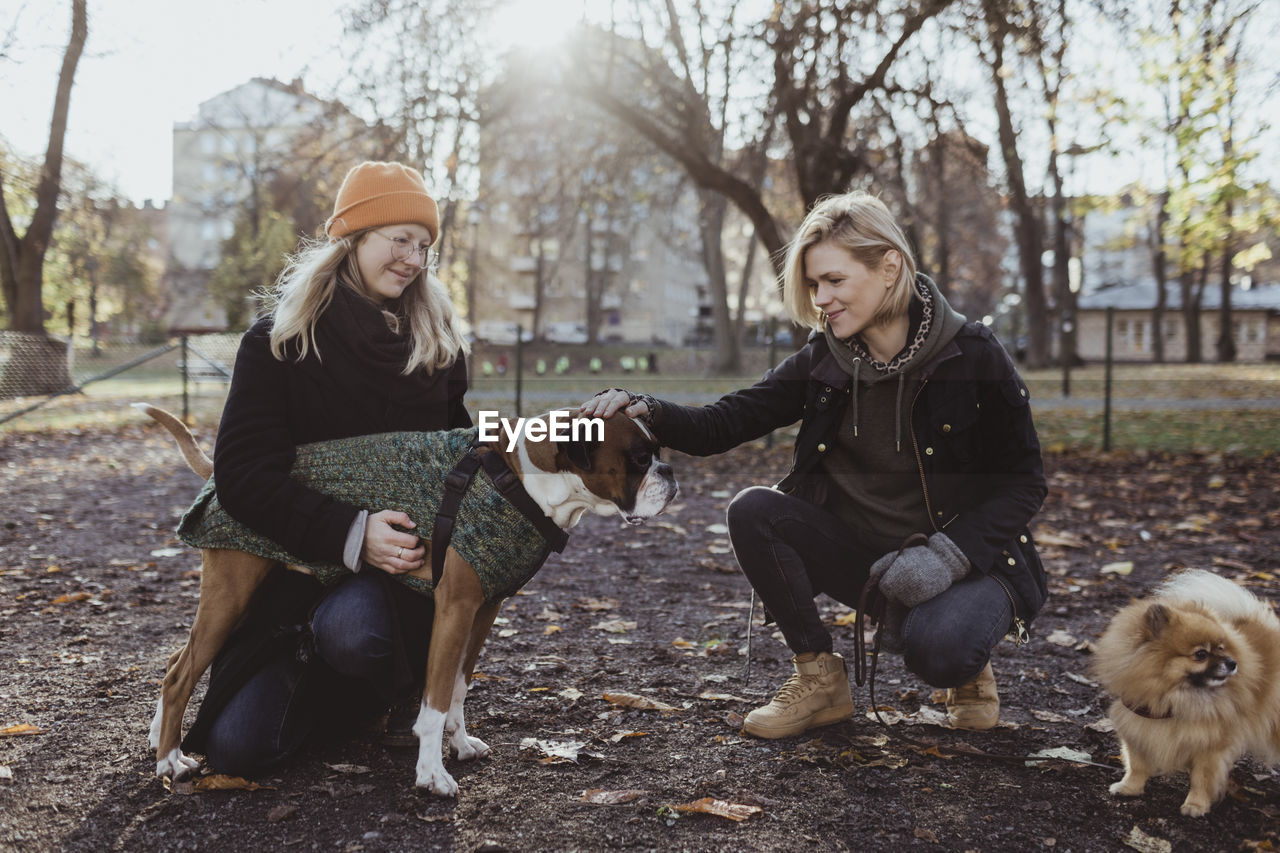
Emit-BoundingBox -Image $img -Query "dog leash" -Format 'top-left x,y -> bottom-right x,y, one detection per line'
430,443 -> 570,587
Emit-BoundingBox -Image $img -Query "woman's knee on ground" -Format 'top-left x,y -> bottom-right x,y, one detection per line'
204,713 -> 281,778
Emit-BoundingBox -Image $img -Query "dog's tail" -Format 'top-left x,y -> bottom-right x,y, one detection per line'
132,403 -> 213,480
1160,569 -> 1277,627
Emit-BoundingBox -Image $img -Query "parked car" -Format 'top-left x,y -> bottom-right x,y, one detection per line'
545,322 -> 589,344
475,321 -> 533,345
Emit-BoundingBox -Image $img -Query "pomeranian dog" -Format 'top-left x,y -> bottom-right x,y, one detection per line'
1093,570 -> 1280,816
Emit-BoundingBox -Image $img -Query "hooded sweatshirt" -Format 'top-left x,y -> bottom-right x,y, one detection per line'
820,274 -> 967,553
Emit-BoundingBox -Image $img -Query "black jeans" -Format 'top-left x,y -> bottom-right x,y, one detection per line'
204,571 -> 432,777
726,486 -> 1011,688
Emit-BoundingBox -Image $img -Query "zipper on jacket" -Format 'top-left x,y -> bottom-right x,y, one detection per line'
909,379 -> 939,530
993,573 -> 1030,646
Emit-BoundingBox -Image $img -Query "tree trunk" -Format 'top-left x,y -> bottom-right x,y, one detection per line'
0,0 -> 86,396
1150,192 -> 1169,363
985,15 -> 1048,367
698,190 -> 740,375
1216,200 -> 1237,363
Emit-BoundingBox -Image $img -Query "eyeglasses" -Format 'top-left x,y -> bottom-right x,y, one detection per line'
372,230 -> 438,270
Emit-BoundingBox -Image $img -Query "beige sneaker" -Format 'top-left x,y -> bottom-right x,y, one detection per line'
945,662 -> 1000,731
743,651 -> 855,739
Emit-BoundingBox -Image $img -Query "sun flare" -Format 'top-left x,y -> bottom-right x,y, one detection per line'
489,0 -> 587,52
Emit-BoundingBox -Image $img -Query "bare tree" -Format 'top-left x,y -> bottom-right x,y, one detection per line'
567,1 -> 951,368
0,0 -> 87,396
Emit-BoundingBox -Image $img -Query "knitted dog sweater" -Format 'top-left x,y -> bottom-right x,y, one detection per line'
177,428 -> 552,605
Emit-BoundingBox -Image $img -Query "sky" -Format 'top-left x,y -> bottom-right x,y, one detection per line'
1,0 -> 582,206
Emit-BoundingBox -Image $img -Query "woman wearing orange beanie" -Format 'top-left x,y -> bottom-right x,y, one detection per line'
183,162 -> 472,776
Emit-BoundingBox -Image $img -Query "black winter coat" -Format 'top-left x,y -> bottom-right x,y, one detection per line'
214,307 -> 471,565
649,323 -> 1048,628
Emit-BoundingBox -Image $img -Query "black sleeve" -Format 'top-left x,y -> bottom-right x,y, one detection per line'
212,325 -> 359,564
647,346 -> 812,457
448,351 -> 473,429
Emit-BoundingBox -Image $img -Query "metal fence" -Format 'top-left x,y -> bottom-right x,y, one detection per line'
0,331 -> 242,427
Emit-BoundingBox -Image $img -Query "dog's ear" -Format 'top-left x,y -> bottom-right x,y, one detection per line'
561,436 -> 597,471
1142,603 -> 1169,639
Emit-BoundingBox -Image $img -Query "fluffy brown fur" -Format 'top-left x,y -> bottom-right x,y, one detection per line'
1093,570 -> 1280,816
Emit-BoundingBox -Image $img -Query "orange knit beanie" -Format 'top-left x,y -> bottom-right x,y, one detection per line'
324,161 -> 440,243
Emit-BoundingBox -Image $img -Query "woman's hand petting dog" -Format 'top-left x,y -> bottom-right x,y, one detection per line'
362,510 -> 425,574
581,388 -> 649,421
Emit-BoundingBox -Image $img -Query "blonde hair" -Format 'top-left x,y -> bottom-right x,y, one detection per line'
781,191 -> 918,332
263,231 -> 469,373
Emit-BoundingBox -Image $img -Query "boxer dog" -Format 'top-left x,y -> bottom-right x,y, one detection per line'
137,404 -> 677,795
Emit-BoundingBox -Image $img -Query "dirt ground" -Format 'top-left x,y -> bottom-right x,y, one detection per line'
1,422 -> 1278,852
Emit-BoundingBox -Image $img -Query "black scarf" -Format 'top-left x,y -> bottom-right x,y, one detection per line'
310,282 -> 461,431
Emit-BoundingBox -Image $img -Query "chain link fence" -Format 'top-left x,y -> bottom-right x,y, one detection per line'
0,331 -> 242,428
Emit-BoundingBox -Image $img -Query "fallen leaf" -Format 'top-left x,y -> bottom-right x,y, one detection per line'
51,592 -> 91,604
1025,747 -> 1093,767
670,797 -> 761,821
1036,531 -> 1085,548
192,774 -> 274,792
519,737 -> 586,763
575,597 -> 618,612
697,691 -> 748,703
671,638 -> 696,649
1100,561 -> 1133,576
0,766 -> 13,783
266,804 -> 297,822
1030,709 -> 1071,724
706,523 -> 729,535
543,625 -> 562,635
536,607 -> 566,621
581,788 -> 648,804
325,763 -> 371,775
149,547 -> 185,558
1085,718 -> 1115,734
914,826 -> 939,843
1123,825 -> 1172,853
602,692 -> 678,713
609,730 -> 647,743
559,687 -> 582,701
0,724 -> 42,737
592,619 -> 637,634
651,521 -> 688,536
1046,629 -> 1077,647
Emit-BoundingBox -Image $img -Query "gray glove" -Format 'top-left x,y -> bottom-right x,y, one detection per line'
869,532 -> 970,608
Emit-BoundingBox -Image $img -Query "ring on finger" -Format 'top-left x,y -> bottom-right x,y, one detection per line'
397,547 -> 404,559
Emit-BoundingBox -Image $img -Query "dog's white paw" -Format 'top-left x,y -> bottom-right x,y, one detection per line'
415,759 -> 458,797
1109,779 -> 1144,797
451,733 -> 490,762
156,748 -> 200,781
1180,797 -> 1211,818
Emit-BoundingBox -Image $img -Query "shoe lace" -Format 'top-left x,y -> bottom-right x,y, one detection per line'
773,671 -> 818,704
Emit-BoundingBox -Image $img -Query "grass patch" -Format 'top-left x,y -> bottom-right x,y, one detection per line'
5,362 -> 1277,455
1034,407 -> 1280,455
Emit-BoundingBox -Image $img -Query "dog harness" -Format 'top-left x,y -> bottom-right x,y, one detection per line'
177,428 -> 567,605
